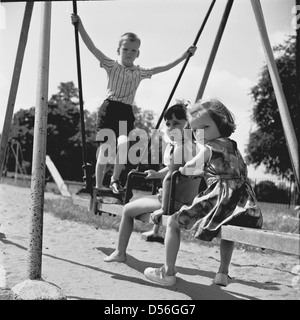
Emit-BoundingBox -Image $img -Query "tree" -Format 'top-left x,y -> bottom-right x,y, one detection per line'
47,82 -> 95,181
8,82 -> 97,181
133,104 -> 155,134
254,180 -> 290,204
246,35 -> 298,181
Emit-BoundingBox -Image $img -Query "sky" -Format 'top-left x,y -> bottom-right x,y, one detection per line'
0,0 -> 297,180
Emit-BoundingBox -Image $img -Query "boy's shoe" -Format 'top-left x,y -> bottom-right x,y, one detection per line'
144,267 -> 176,286
109,180 -> 125,194
213,273 -> 232,287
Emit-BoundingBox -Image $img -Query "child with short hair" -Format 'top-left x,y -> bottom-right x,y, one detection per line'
144,99 -> 263,287
71,14 -> 197,194
104,102 -> 201,262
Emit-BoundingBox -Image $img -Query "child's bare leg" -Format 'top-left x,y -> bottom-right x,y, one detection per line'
95,163 -> 106,189
105,196 -> 160,262
218,239 -> 234,275
104,204 -> 134,262
164,217 -> 181,275
213,239 -> 235,286
111,135 -> 128,183
95,144 -> 111,188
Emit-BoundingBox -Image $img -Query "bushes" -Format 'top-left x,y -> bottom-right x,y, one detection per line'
254,180 -> 291,204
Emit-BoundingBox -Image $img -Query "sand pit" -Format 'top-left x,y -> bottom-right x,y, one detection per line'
0,183 -> 299,300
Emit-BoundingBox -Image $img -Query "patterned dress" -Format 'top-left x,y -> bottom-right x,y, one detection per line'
172,137 -> 263,241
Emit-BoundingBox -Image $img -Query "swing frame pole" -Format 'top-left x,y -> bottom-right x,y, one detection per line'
0,2 -> 34,180
195,0 -> 234,101
11,2 -> 66,300
152,0 -> 216,131
251,0 -> 299,188
72,0 -> 93,194
27,1 -> 52,281
136,0 -> 216,171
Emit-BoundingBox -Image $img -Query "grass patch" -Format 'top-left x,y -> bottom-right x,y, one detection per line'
44,197 -> 122,232
258,202 -> 299,234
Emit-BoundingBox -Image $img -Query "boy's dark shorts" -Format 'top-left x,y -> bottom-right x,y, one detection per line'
96,99 -> 135,142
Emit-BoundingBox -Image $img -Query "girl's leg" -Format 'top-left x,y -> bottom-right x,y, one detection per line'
104,196 -> 161,262
164,217 -> 181,276
218,239 -> 234,275
213,239 -> 235,286
143,216 -> 180,286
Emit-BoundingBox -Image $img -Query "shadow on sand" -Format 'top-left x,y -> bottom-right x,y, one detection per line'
97,247 -> 260,300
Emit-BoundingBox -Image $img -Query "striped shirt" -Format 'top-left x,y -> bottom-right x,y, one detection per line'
100,56 -> 153,106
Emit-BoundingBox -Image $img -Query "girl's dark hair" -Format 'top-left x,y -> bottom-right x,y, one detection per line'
188,99 -> 236,137
163,104 -> 187,121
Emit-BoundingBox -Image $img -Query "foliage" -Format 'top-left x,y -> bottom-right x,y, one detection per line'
254,180 -> 290,204
132,104 -> 155,134
246,35 -> 298,181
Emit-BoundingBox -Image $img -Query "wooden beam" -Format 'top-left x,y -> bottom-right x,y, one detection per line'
45,155 -> 71,197
72,195 -> 300,256
219,225 -> 300,256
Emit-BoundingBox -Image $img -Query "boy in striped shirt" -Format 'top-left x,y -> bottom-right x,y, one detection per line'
71,14 -> 196,194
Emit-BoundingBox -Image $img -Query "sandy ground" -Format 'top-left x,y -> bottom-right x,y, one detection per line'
0,183 -> 299,301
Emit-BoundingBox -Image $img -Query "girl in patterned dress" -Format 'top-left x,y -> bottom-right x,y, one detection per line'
144,99 -> 263,287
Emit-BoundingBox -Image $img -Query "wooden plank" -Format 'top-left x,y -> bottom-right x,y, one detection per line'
72,195 -> 300,256
220,225 -> 300,256
97,200 -> 300,256
97,203 -> 124,216
46,155 -> 71,197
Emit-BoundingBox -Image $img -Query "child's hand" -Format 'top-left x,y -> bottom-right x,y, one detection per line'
144,169 -> 157,179
179,165 -> 203,176
71,14 -> 81,26
186,45 -> 197,57
150,208 -> 165,224
180,160 -> 193,175
179,166 -> 188,175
